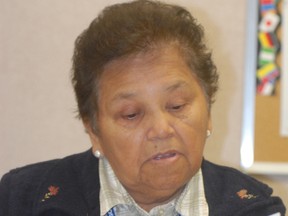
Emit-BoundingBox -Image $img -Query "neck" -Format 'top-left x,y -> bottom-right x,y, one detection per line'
127,184 -> 185,212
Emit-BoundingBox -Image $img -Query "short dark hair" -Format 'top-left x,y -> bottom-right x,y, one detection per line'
72,0 -> 218,127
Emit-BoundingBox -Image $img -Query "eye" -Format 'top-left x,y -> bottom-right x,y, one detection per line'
168,104 -> 185,112
172,105 -> 183,110
124,113 -> 138,120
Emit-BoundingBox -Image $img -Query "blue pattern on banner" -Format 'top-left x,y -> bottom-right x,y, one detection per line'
261,4 -> 275,10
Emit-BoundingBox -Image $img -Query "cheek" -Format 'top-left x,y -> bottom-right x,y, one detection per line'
177,126 -> 205,175
99,132 -> 149,186
179,109 -> 208,138
175,109 -> 208,158
177,123 -> 206,154
100,135 -> 140,179
99,120 -> 146,167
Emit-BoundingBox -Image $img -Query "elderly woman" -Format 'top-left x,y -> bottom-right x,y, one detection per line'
0,0 -> 286,215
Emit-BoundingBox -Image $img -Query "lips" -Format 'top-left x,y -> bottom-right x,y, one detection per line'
152,151 -> 177,160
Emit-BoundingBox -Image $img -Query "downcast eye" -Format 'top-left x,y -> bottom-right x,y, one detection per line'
172,105 -> 183,110
169,104 -> 185,111
124,113 -> 138,120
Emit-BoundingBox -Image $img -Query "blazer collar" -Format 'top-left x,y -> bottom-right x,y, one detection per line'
32,149 -> 101,216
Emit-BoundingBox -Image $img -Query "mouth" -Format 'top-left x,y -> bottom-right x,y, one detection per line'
152,151 -> 178,161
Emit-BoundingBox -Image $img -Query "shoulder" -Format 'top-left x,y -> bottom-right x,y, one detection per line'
0,150 -> 96,216
202,160 -> 286,216
0,150 -> 90,189
202,160 -> 271,193
0,159 -> 59,215
1,159 -> 59,185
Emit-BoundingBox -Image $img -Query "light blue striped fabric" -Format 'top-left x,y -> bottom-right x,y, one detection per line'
99,158 -> 209,216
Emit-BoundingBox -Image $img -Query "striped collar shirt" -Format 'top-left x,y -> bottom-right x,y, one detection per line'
99,157 -> 209,216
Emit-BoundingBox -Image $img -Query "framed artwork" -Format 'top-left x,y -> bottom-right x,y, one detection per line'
241,0 -> 288,174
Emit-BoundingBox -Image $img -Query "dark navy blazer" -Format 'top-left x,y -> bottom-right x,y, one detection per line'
0,150 -> 286,216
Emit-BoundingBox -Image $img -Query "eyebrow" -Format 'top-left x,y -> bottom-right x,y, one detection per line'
165,80 -> 190,92
111,80 -> 190,102
111,92 -> 137,103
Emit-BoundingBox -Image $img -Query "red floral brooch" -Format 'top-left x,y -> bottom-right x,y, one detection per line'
237,189 -> 257,200
41,185 -> 60,202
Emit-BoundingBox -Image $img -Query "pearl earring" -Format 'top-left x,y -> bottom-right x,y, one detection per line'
94,150 -> 101,158
206,130 -> 211,138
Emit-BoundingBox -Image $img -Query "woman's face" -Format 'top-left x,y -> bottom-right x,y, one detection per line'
87,46 -> 212,205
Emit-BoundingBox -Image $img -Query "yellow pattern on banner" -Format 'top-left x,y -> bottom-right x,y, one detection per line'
257,63 -> 276,80
258,32 -> 272,48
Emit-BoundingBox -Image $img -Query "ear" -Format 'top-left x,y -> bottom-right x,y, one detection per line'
83,120 -> 104,155
207,112 -> 213,133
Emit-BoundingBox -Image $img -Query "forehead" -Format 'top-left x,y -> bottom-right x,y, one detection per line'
101,46 -> 193,81
97,46 -> 201,100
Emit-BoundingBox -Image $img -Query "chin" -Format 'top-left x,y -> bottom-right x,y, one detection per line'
150,169 -> 193,191
140,156 -> 196,189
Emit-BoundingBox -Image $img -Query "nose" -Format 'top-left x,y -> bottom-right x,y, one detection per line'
146,111 -> 175,141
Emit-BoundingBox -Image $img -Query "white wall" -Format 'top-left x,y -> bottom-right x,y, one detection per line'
1,0 -> 287,206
